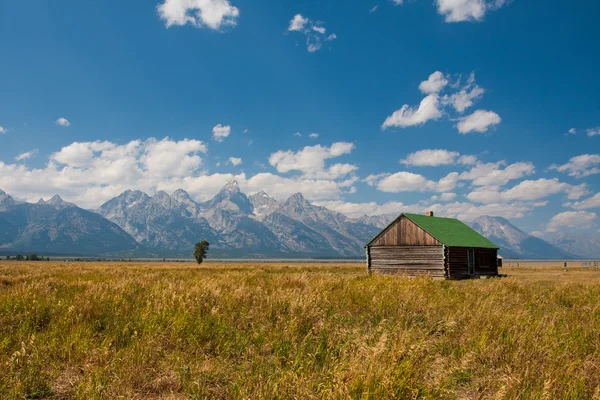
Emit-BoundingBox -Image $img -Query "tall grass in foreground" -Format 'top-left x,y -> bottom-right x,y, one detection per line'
1,262 -> 600,399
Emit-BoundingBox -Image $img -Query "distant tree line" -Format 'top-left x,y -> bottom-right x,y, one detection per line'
5,254 -> 50,261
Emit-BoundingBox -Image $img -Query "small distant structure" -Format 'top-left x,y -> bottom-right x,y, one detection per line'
365,212 -> 499,279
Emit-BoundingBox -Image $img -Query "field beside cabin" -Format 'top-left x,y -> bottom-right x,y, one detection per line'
1,261 -> 600,399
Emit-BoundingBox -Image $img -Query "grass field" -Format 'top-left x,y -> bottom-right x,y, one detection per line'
1,261 -> 600,399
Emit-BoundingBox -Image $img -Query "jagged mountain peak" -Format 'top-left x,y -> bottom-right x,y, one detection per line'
172,188 -> 192,199
222,180 -> 241,193
286,192 -> 309,204
206,181 -> 253,214
249,191 -> 278,217
0,189 -> 17,209
45,194 -> 74,208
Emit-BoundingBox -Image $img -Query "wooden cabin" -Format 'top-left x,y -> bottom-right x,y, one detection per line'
365,212 -> 499,279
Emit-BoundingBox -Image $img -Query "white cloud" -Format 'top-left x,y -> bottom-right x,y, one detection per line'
567,128 -> 577,135
157,0 -> 240,30
459,161 -> 535,187
587,127 -> 600,137
288,14 -> 309,31
458,155 -> 478,165
375,171 -> 458,193
376,172 -> 430,192
228,157 -> 242,166
467,178 -> 588,204
0,126 -> 6,134
382,71 -> 498,133
382,94 -> 442,129
444,85 -> 485,113
456,110 -> 501,134
549,154 -> 600,178
400,149 -> 477,166
546,211 -> 597,233
370,5 -> 379,12
294,132 -> 302,137
15,149 -> 39,161
212,124 -> 231,142
0,138 -> 356,208
287,14 -> 336,52
440,192 -> 457,201
436,0 -> 509,23
268,142 -> 356,179
565,192 -> 600,210
55,117 -> 70,127
315,200 -> 410,218
419,71 -> 449,94
315,198 -> 537,222
309,133 -> 319,138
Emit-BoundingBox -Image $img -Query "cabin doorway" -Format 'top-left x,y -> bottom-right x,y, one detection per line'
467,248 -> 475,275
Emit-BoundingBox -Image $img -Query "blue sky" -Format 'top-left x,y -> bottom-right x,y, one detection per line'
1,0 -> 599,236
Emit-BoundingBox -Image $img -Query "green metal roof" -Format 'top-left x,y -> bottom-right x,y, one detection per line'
366,213 -> 499,249
404,213 -> 499,248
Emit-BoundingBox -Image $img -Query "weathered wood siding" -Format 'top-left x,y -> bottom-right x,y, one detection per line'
446,247 -> 498,279
369,245 -> 445,278
370,216 -> 441,247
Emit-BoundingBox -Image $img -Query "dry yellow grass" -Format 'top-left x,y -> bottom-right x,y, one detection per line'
1,261 -> 600,399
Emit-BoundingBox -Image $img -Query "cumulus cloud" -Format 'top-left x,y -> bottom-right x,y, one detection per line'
444,84 -> 485,113
288,14 -> 308,31
467,178 -> 588,204
565,192 -> 600,210
228,157 -> 242,166
309,133 -> 319,138
374,171 -> 458,193
0,126 -> 6,134
0,138 -> 356,208
546,211 -> 597,233
400,149 -> 477,166
157,0 -> 240,30
436,0 -> 509,23
456,110 -> 501,134
459,161 -> 535,186
383,71 -> 499,133
419,71 -> 449,94
382,94 -> 442,129
55,117 -> 70,127
316,198 -> 537,222
15,149 -> 39,161
212,124 -> 231,142
269,142 -> 355,178
549,154 -> 600,178
567,128 -> 577,135
287,14 -> 336,52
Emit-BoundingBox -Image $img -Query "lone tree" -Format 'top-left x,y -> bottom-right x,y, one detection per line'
194,241 -> 210,264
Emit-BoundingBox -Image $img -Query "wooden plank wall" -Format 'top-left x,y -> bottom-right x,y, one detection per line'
446,247 -> 469,279
371,216 -> 441,247
446,247 -> 498,279
369,246 -> 445,278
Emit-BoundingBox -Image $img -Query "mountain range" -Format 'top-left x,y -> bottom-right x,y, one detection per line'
0,184 -> 598,259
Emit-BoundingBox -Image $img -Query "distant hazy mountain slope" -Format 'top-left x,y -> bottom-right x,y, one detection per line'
0,191 -> 139,255
549,234 -> 600,259
470,216 -> 577,259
